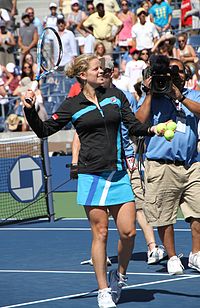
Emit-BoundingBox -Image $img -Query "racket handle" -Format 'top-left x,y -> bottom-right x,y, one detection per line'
25,81 -> 38,105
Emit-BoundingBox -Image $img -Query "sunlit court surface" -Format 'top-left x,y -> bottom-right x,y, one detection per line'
0,219 -> 200,308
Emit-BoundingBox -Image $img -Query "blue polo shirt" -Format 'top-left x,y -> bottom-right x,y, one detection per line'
137,88 -> 200,165
121,90 -> 138,157
149,2 -> 172,28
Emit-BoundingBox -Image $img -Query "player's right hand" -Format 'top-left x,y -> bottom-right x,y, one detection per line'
22,90 -> 36,108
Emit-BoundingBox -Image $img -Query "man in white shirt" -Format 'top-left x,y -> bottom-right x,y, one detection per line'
131,8 -> 159,51
56,18 -> 77,70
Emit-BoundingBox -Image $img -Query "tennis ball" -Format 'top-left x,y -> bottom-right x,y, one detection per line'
156,123 -> 167,134
166,121 -> 177,131
164,129 -> 174,141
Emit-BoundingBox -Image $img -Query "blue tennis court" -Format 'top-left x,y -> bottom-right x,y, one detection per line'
0,219 -> 200,308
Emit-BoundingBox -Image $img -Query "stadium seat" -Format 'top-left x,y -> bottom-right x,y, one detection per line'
188,35 -> 200,48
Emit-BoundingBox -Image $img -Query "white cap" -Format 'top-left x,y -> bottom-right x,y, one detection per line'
6,62 -> 15,73
49,2 -> 57,8
71,0 -> 79,5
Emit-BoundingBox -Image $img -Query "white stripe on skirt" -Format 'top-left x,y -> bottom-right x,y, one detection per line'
99,171 -> 116,206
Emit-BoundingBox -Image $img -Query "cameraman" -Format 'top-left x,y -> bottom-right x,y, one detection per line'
136,55 -> 200,275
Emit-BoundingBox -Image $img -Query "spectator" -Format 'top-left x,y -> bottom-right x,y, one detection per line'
151,33 -> 176,57
5,113 -> 29,132
13,76 -> 47,122
19,61 -> 35,82
132,7 -> 159,51
0,63 -> 13,95
4,62 -> 19,94
66,0 -> 88,54
18,12 -> 38,65
136,55 -> 200,275
94,42 -> 113,61
117,0 -> 136,51
120,45 -> 133,73
112,62 -> 133,94
0,19 -> 15,66
23,53 -> 37,75
139,48 -> 150,64
93,0 -> 120,14
82,1 -> 123,54
86,2 -> 95,15
149,0 -> 172,34
56,17 -> 78,70
25,7 -> 43,36
180,0 -> 193,29
183,0 -> 200,30
125,47 -> 147,90
140,0 -> 151,22
176,32 -> 199,68
0,0 -> 17,32
43,2 -> 59,29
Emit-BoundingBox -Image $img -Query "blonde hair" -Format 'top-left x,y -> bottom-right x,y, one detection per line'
66,54 -> 98,84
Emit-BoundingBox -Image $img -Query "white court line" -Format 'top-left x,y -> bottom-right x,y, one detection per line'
0,227 -> 190,231
0,269 -> 198,277
0,274 -> 199,308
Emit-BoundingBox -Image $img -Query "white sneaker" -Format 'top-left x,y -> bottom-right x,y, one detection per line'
97,288 -> 116,308
188,251 -> 200,272
147,245 -> 167,264
81,256 -> 112,266
108,270 -> 127,304
167,255 -> 184,275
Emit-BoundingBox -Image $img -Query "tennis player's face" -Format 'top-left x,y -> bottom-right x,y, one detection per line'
86,59 -> 104,87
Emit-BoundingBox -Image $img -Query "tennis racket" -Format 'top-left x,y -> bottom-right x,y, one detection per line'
25,27 -> 63,104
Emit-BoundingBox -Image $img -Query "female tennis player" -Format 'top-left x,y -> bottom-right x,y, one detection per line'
23,54 -> 159,308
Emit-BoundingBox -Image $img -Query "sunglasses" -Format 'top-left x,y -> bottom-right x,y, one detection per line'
24,66 -> 31,69
178,39 -> 185,43
141,52 -> 148,55
122,3 -> 128,6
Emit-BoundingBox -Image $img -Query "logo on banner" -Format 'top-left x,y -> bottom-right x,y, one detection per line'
8,155 -> 43,203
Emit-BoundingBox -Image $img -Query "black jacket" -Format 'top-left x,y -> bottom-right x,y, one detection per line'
24,86 -> 152,173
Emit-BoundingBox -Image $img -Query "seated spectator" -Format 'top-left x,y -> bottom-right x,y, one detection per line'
5,113 -> 29,132
4,62 -> 20,94
151,33 -> 176,57
13,77 -> 48,121
0,19 -> 16,66
94,42 -> 113,62
120,45 -> 133,73
23,53 -> 37,75
20,61 -> 35,81
0,63 -> 14,95
139,48 -> 150,64
176,32 -> 199,70
149,0 -> 172,34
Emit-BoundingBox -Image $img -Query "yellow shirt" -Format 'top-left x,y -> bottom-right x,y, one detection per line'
83,12 -> 122,39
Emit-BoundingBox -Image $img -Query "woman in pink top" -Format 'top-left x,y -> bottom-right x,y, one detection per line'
117,0 -> 136,51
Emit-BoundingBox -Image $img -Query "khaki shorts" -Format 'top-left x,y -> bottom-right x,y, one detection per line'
129,167 -> 144,210
144,160 -> 200,227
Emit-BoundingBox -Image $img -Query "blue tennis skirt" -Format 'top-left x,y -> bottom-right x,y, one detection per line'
77,170 -> 135,206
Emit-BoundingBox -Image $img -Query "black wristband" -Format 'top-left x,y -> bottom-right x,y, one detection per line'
179,95 -> 186,102
148,127 -> 155,136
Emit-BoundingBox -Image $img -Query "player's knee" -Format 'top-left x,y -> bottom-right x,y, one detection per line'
121,227 -> 136,240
